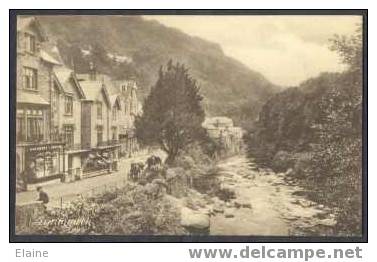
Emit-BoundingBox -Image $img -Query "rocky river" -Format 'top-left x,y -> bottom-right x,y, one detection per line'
207,154 -> 337,236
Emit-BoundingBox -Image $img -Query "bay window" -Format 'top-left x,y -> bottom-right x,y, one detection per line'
16,109 -> 44,142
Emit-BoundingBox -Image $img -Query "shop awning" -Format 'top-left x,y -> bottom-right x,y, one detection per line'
17,92 -> 50,106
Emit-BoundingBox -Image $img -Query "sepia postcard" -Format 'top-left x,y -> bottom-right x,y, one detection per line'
9,10 -> 367,242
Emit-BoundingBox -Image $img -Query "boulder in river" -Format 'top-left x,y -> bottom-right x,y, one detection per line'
180,207 -> 210,230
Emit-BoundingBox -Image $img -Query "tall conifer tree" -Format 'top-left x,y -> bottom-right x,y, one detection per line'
135,60 -> 206,164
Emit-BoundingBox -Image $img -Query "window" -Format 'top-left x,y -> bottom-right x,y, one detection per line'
27,117 -> 43,142
64,95 -> 73,115
97,126 -> 103,144
63,125 -> 74,146
112,106 -> 117,121
122,85 -> 126,92
25,33 -> 36,53
51,126 -> 60,142
16,110 -> 44,143
97,102 -> 102,119
23,67 -> 38,90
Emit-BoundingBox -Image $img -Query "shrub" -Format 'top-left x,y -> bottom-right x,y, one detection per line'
271,150 -> 295,172
22,183 -> 185,235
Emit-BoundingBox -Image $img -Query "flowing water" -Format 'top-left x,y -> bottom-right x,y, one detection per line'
210,155 -> 336,236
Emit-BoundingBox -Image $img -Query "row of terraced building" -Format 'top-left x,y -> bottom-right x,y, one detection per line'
16,17 -> 142,191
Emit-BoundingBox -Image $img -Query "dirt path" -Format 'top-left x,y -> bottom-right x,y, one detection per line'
210,155 -> 336,236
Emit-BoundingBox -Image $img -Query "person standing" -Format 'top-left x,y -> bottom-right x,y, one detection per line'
36,186 -> 49,204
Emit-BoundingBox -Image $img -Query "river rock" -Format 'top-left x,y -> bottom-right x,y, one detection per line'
286,168 -> 293,175
224,208 -> 235,218
317,218 -> 337,227
180,207 -> 210,230
234,198 -> 252,209
292,198 -> 314,208
213,203 -> 224,213
225,202 -> 233,208
199,206 -> 215,216
242,202 -> 252,209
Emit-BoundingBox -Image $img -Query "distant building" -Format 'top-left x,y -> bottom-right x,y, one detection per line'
202,117 -> 245,157
111,79 -> 141,157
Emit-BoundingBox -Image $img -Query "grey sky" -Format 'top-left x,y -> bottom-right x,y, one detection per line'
144,15 -> 361,87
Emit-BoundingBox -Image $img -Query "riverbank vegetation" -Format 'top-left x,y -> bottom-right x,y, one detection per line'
246,27 -> 363,236
18,183 -> 185,235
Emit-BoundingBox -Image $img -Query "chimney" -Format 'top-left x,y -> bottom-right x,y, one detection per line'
89,62 -> 96,80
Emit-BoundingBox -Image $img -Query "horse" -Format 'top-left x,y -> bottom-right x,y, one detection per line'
129,162 -> 145,181
146,155 -> 162,170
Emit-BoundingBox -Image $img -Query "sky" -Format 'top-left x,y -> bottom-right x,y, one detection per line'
144,15 -> 361,87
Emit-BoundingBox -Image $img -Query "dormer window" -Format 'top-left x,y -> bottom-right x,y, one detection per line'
25,33 -> 36,53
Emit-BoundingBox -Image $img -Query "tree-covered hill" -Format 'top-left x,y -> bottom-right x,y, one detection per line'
36,15 -> 279,125
247,27 -> 363,236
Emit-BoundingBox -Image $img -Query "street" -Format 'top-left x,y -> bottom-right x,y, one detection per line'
16,150 -> 165,207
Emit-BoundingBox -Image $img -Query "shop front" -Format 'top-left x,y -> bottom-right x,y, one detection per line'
82,144 -> 119,178
18,142 -> 65,189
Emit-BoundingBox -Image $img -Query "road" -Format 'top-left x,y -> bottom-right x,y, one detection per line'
16,150 -> 165,207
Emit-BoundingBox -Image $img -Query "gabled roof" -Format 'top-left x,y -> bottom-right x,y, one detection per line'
42,44 -> 64,65
53,67 -> 85,98
109,94 -> 121,110
79,80 -> 111,107
40,50 -> 62,65
17,16 -> 48,41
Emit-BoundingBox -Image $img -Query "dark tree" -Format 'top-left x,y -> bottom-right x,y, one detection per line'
329,24 -> 362,73
135,60 -> 206,164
